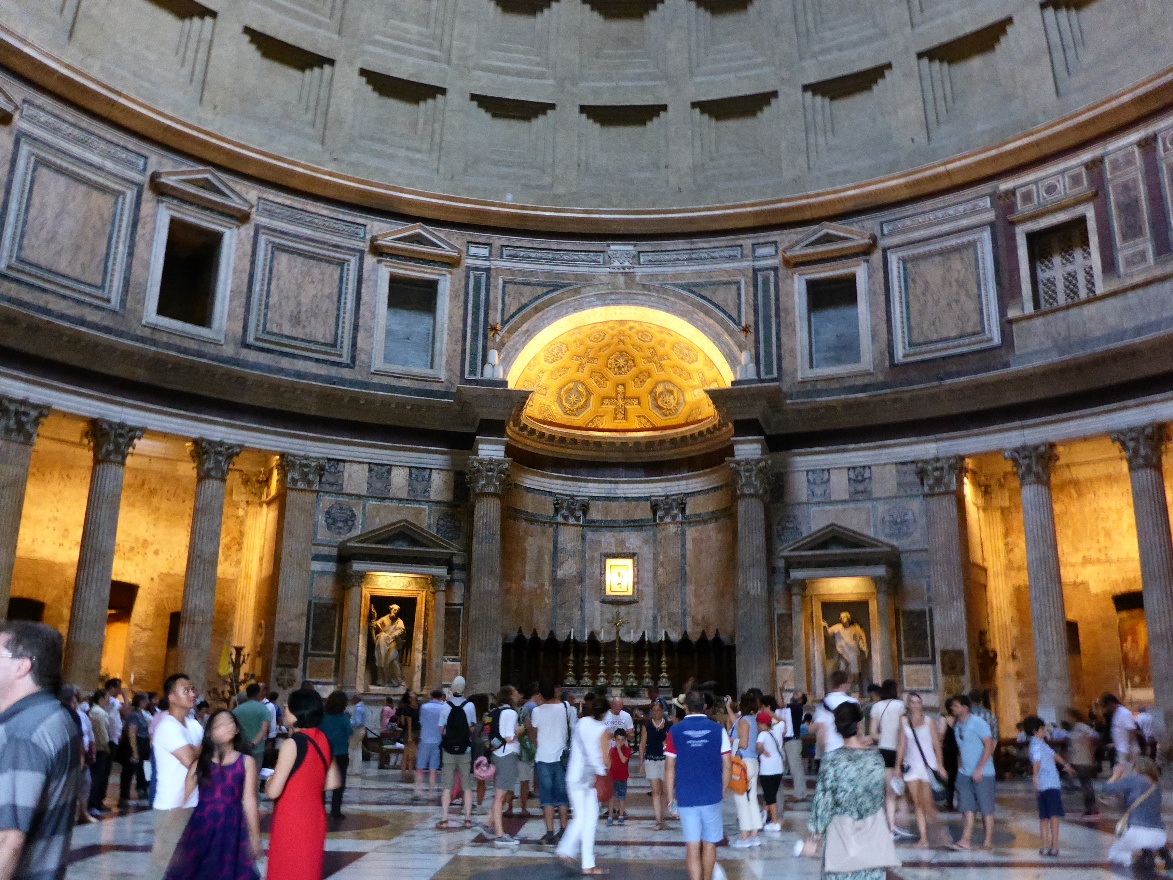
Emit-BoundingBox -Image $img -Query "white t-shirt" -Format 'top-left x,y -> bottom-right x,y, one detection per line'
870,699 -> 906,750
531,700 -> 574,764
1111,705 -> 1138,760
263,699 -> 278,739
604,709 -> 634,735
773,708 -> 795,740
493,706 -> 520,757
152,714 -> 204,810
814,692 -> 860,754
758,720 -> 786,775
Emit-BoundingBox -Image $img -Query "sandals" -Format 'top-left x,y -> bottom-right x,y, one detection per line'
581,869 -> 609,876
463,819 -> 474,828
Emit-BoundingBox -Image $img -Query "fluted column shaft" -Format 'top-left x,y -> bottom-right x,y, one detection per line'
269,454 -> 323,689
0,397 -> 49,615
465,457 -> 510,695
916,457 -> 971,693
1005,444 -> 1071,722
1111,425 -> 1173,730
64,420 -> 143,687
177,440 -> 241,688
730,458 -> 772,692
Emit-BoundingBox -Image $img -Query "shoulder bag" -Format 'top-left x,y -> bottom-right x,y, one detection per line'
561,702 -> 572,770
824,809 -> 901,873
909,723 -> 948,793
1115,783 -> 1158,837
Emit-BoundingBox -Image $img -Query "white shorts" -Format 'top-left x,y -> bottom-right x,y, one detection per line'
645,758 -> 665,781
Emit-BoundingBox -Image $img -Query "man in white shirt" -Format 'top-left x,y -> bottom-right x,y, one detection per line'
605,697 -> 634,736
530,682 -> 575,845
149,674 -> 203,880
812,671 -> 859,755
488,686 -> 521,847
1102,693 -> 1138,768
103,679 -> 124,759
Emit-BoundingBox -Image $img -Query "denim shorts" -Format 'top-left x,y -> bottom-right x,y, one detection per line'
956,772 -> 995,815
416,741 -> 441,771
535,761 -> 569,807
678,802 -> 723,844
611,780 -> 627,800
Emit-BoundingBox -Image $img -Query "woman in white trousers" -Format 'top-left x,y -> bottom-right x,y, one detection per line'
557,694 -> 611,875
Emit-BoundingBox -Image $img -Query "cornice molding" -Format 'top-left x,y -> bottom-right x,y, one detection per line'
2,24 -> 1170,235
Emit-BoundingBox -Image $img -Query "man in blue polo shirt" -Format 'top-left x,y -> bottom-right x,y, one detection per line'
949,694 -> 996,851
665,691 -> 731,880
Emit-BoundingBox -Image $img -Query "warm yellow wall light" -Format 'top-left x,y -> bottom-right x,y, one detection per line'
605,557 -> 636,598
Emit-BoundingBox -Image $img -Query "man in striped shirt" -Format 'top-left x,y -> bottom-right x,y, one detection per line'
0,622 -> 80,880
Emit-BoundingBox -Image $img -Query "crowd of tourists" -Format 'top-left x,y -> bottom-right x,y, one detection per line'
1,618 -> 1170,880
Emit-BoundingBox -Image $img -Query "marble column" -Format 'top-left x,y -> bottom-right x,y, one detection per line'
429,576 -> 450,689
1110,425 -> 1173,730
729,457 -> 772,692
176,439 -> 241,687
1004,443 -> 1071,722
464,456 -> 510,695
788,580 -> 808,694
269,454 -> 323,690
915,456 -> 971,693
874,576 -> 896,684
64,420 -> 144,687
0,397 -> 49,616
230,472 -> 270,654
650,495 -> 686,638
976,478 -> 1023,726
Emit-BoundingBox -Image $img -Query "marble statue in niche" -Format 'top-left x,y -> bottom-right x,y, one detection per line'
822,604 -> 870,692
367,596 -> 415,687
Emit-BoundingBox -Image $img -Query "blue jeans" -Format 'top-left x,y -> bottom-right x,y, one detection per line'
535,761 -> 569,807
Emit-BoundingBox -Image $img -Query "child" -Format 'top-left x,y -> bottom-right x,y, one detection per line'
1025,715 -> 1075,857
607,729 -> 631,826
756,707 -> 785,832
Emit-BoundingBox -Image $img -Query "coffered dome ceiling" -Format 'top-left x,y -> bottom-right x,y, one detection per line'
509,319 -> 732,457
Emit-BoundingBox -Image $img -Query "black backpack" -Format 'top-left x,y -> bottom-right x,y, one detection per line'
441,700 -> 472,755
488,706 -> 506,750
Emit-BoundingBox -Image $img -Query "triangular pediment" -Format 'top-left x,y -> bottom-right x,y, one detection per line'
0,85 -> 16,124
149,168 -> 253,221
782,223 -> 875,267
779,523 -> 897,556
340,519 -> 461,555
370,224 -> 461,266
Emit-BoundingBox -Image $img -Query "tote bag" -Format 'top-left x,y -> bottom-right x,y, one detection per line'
823,809 -> 901,874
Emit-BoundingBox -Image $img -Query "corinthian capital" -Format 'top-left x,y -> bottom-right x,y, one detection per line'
278,453 -> 324,491
84,419 -> 144,464
650,495 -> 687,523
728,457 -> 769,498
553,496 -> 589,524
190,439 -> 242,481
1110,424 -> 1165,472
915,456 -> 965,495
0,397 -> 50,446
468,457 -> 511,495
1004,443 -> 1058,486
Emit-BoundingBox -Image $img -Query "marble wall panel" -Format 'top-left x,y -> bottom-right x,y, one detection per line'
683,517 -> 735,636
364,501 -> 427,529
810,503 -> 871,536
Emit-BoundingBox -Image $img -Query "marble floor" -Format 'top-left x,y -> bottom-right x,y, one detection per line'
68,770 -> 1173,880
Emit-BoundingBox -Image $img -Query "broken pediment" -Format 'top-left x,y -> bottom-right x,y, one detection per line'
781,223 -> 876,267
370,223 -> 461,266
149,168 -> 253,221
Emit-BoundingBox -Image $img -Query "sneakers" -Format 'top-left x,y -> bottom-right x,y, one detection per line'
763,822 -> 782,832
729,838 -> 753,849
492,834 -> 521,847
538,831 -> 557,847
749,837 -> 762,847
618,815 -> 626,825
893,827 -> 917,839
606,815 -> 614,827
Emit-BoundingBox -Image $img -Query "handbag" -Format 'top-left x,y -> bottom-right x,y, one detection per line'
595,773 -> 614,802
824,809 -> 901,873
910,723 -> 948,793
473,756 -> 496,781
1115,783 -> 1157,837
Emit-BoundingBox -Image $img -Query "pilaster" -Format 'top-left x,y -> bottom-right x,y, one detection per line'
0,397 -> 49,615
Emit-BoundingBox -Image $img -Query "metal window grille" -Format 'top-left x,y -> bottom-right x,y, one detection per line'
1028,217 -> 1096,310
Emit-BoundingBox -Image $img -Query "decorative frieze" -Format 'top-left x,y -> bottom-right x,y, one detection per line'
278,453 -> 325,491
915,456 -> 964,495
0,397 -> 49,446
189,439 -> 242,482
1004,443 -> 1058,486
1111,424 -> 1166,471
83,420 -> 143,464
650,495 -> 686,523
729,457 -> 769,497
468,457 -> 511,495
553,495 -> 590,524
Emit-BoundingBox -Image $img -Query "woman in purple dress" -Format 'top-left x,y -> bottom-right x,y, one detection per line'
164,710 -> 262,880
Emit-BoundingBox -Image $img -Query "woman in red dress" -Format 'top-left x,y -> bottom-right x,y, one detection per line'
265,689 -> 342,880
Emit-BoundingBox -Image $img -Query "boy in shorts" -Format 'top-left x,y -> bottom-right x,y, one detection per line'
607,729 -> 631,826
1026,716 -> 1075,857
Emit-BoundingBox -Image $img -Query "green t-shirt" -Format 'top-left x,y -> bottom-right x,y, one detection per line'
233,700 -> 269,760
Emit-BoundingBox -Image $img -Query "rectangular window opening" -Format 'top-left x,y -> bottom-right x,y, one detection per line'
384,275 -> 439,370
156,218 -> 222,328
1027,216 -> 1096,311
806,275 -> 862,370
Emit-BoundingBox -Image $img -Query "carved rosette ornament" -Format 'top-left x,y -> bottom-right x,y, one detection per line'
553,496 -> 589,524
189,439 -> 242,482
83,419 -> 144,464
0,397 -> 50,446
1004,443 -> 1058,486
1110,424 -> 1166,472
468,457 -> 511,495
278,453 -> 325,491
650,495 -> 687,523
915,456 -> 965,495
728,458 -> 769,498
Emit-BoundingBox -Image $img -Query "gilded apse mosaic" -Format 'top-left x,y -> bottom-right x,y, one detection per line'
513,320 -> 722,435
